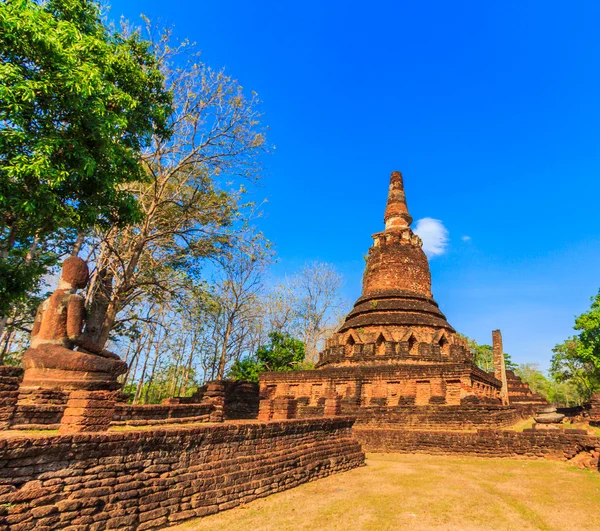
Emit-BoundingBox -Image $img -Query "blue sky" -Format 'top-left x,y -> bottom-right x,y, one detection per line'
109,0 -> 600,370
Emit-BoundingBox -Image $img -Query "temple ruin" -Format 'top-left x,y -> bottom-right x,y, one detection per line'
259,171 -> 527,428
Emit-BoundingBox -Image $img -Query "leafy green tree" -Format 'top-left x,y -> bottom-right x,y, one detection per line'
515,362 -> 585,407
574,290 -> 600,370
515,363 -> 552,397
81,24 -> 266,351
550,337 -> 600,403
0,0 -> 172,315
229,332 -> 308,383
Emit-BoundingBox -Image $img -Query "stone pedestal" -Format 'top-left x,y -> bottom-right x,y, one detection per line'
258,398 -> 273,421
533,406 -> 564,430
201,381 -> 226,422
21,347 -> 125,393
258,396 -> 298,421
271,396 -> 298,420
0,366 -> 23,430
59,390 -> 117,434
324,392 -> 341,416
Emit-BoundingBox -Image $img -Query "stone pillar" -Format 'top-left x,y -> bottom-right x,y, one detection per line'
59,390 -> 116,434
271,396 -> 298,420
324,391 -> 341,416
0,366 -> 23,430
201,381 -> 226,422
492,329 -> 509,405
257,398 -> 273,422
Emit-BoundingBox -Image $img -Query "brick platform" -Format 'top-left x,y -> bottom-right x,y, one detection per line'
59,390 -> 117,433
354,427 -> 600,470
260,171 -> 512,429
0,418 -> 364,530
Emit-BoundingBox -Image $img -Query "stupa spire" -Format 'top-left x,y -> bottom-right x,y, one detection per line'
384,170 -> 412,230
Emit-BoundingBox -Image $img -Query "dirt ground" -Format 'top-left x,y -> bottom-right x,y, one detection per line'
169,453 -> 600,531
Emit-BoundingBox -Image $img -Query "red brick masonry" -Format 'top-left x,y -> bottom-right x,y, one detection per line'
0,418 -> 364,531
354,427 -> 600,469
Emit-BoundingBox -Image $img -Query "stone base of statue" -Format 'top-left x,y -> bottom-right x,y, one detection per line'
533,405 -> 565,430
21,346 -> 127,392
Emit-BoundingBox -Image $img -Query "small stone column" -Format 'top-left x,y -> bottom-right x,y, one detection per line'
201,381 -> 226,422
257,398 -> 273,422
271,396 -> 298,420
59,390 -> 116,433
492,330 -> 509,405
324,391 -> 341,416
0,366 -> 23,430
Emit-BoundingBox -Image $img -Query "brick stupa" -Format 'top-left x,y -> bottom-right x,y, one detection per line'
260,171 -> 517,428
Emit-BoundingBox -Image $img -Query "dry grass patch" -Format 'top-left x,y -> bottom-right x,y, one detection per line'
505,417 -> 600,437
169,453 -> 600,531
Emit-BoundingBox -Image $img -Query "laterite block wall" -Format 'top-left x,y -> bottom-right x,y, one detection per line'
354,427 -> 600,469
0,418 -> 364,530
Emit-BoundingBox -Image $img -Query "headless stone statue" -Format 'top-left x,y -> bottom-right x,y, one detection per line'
21,257 -> 127,392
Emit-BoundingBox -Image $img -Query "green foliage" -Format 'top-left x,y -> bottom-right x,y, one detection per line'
228,357 -> 263,384
124,363 -> 199,404
515,363 -> 584,407
229,331 -> 308,383
0,0 -> 172,314
574,290 -> 600,370
536,289 -> 600,406
550,337 -> 600,403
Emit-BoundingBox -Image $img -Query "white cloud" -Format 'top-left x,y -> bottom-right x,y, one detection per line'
414,218 -> 449,258
461,235 -> 471,242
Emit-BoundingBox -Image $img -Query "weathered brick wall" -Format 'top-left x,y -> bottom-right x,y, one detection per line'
0,418 -> 364,530
505,369 -> 547,408
9,401 -> 217,429
349,404 -> 519,429
223,381 -> 259,420
0,367 -> 22,429
354,427 -> 600,469
261,363 -> 502,408
111,403 -> 217,426
11,404 -> 66,429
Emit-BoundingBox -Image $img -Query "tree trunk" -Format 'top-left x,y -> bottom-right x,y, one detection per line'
144,349 -> 161,404
84,270 -> 114,345
180,339 -> 195,396
71,230 -> 85,256
133,348 -> 150,405
218,319 -> 233,379
96,296 -> 120,350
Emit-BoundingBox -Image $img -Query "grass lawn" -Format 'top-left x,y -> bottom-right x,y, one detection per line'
505,417 -> 600,437
168,453 -> 600,531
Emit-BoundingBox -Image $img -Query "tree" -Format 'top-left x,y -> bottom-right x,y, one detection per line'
205,233 -> 272,379
574,290 -> 600,370
265,262 -> 346,363
81,24 -> 266,349
515,363 -> 583,407
0,0 -> 171,316
290,262 -> 346,362
229,331 -> 307,383
515,363 -> 552,397
550,337 -> 599,404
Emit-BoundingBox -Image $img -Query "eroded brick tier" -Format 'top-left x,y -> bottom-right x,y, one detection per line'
505,369 -> 548,410
261,171 -> 509,422
318,171 -> 470,369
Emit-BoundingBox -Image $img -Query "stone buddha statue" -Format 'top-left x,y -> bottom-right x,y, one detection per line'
21,257 -> 127,392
